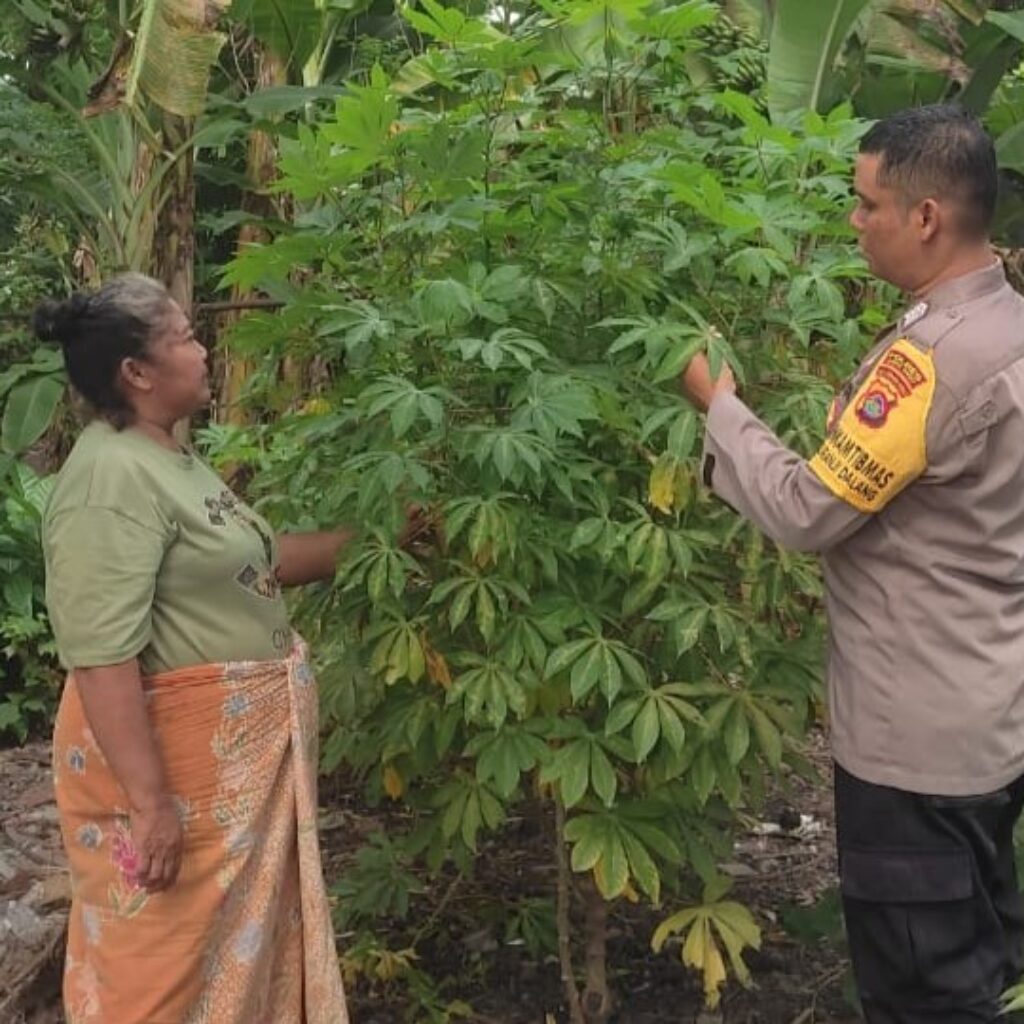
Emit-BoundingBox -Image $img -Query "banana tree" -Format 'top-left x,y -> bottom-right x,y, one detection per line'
215,0 -> 395,425
0,0 -> 231,448
746,0 -> 1024,125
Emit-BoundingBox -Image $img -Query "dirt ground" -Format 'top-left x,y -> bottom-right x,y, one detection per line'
1,732 -> 855,1023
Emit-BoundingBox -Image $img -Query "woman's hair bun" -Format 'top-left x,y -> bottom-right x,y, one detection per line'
32,293 -> 91,347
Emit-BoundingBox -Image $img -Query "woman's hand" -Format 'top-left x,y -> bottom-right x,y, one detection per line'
398,504 -> 443,553
75,660 -> 182,892
129,796 -> 183,892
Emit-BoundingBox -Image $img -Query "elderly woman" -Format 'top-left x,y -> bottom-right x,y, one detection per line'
37,273 -> 380,1023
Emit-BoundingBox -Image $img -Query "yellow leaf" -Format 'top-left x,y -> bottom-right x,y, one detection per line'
648,453 -> 679,513
383,764 -> 404,800
673,462 -> 693,509
421,632 -> 452,689
681,916 -> 708,970
472,540 -> 495,568
621,881 -> 641,904
702,939 -> 727,1009
374,947 -> 414,982
299,397 -> 332,416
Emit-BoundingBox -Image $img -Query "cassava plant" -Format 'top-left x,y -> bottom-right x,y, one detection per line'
204,0 -> 896,1014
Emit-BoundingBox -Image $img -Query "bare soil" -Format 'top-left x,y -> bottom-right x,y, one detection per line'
1,731 -> 855,1023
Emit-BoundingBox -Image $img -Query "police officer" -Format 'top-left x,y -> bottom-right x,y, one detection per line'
680,104 -> 1024,1022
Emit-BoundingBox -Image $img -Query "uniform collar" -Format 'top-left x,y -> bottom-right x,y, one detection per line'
917,258 -> 1006,312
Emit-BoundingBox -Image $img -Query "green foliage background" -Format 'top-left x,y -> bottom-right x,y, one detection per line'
5,0 -> 1024,1013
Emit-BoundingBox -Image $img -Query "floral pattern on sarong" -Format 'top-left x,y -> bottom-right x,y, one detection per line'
53,639 -> 348,1024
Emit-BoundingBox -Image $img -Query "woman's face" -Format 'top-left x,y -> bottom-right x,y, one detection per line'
131,302 -> 211,419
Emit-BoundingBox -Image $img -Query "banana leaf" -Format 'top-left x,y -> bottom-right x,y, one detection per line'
766,0 -> 873,120
125,0 -> 229,117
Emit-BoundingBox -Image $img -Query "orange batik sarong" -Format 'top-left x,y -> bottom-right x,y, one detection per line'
52,639 -> 349,1024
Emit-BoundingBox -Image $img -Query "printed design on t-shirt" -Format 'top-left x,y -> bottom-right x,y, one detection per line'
809,338 -> 935,514
204,490 -> 281,601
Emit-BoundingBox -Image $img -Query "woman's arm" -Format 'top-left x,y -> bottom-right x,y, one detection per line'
276,529 -> 357,587
74,658 -> 182,891
276,509 -> 438,587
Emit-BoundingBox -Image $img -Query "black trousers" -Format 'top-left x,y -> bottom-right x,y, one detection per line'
835,764 -> 1024,1023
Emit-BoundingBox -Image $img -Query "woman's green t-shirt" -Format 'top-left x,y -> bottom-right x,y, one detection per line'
43,421 -> 292,675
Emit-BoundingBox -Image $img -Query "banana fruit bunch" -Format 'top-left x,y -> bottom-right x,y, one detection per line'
693,12 -> 768,100
25,0 -> 91,61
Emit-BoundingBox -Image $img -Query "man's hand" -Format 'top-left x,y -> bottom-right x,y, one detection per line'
680,353 -> 737,413
129,796 -> 183,892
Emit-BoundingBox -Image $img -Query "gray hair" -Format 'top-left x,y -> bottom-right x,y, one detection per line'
92,272 -> 174,332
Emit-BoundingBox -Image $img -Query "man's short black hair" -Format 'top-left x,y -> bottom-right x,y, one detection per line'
859,103 -> 997,238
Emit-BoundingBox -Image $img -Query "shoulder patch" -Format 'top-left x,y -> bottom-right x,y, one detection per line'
809,338 -> 935,513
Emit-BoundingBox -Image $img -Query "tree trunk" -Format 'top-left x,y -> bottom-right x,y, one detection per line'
154,113 -> 195,314
151,112 -> 197,445
219,44 -> 288,426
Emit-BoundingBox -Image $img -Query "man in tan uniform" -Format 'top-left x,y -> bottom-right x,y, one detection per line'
681,104 -> 1024,1022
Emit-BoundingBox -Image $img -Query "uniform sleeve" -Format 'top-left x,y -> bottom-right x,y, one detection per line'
45,506 -> 170,668
703,337 -> 958,552
703,392 -> 867,553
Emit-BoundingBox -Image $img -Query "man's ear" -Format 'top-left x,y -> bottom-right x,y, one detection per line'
918,197 -> 941,242
119,356 -> 153,394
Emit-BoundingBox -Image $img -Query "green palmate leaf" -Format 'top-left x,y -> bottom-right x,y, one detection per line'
448,658 -> 529,728
403,0 -> 503,46
553,741 -> 591,808
620,829 -> 661,903
320,65 -> 398,175
2,376 -> 63,454
632,700 -> 660,762
569,516 -> 605,551
605,696 -> 642,737
511,373 -> 599,443
590,743 -> 617,807
750,705 -> 784,769
361,375 -> 446,438
545,638 -> 593,677
564,807 -> 677,902
722,703 -> 751,765
455,328 -> 550,372
467,725 -> 548,798
691,746 -> 717,805
570,643 -> 603,701
126,0 -> 228,117
476,583 -> 496,643
599,645 -> 623,703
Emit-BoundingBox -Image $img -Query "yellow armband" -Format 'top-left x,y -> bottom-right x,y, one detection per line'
809,338 -> 935,513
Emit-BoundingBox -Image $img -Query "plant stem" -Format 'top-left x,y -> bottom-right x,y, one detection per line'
554,794 -> 585,1024
581,876 -> 612,1023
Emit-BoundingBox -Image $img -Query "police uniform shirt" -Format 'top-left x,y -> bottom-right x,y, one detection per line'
703,260 -> 1024,796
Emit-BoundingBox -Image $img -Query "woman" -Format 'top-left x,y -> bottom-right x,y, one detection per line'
39,273 -> 386,1023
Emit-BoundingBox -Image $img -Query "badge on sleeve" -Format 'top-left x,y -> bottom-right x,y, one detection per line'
809,338 -> 935,513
